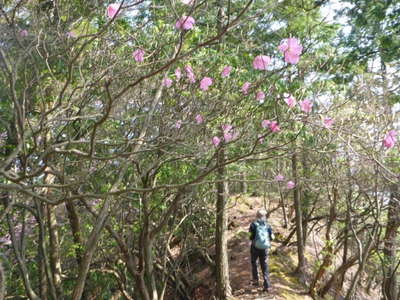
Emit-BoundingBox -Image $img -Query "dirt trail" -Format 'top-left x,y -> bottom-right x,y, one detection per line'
227,196 -> 312,300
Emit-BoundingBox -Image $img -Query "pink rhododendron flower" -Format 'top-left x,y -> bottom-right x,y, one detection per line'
222,124 -> 233,133
185,65 -> 193,73
175,67 -> 182,81
221,66 -> 232,78
175,16 -> 195,30
278,38 -> 303,64
388,130 -> 397,137
163,77 -> 173,88
222,125 -> 237,142
175,120 -> 182,129
242,82 -> 251,95
256,91 -> 265,103
269,121 -> 280,132
262,120 -> 280,132
299,99 -> 313,113
275,174 -> 284,182
212,136 -> 221,147
284,95 -> 296,108
287,181 -> 296,189
323,117 -> 334,129
107,3 -> 121,19
253,55 -> 271,70
383,130 -> 397,149
19,29 -> 28,37
184,65 -> 196,83
200,77 -> 213,91
261,120 -> 271,129
195,114 -> 204,124
187,73 -> 195,83
133,49 -> 144,62
224,132 -> 233,142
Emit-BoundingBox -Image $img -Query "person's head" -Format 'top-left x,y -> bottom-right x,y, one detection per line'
256,209 -> 267,221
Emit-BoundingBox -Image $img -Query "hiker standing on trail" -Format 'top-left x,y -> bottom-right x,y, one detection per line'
249,209 -> 274,292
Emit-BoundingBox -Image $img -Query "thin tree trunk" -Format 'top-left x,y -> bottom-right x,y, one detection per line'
382,184 -> 400,300
44,171 -> 63,300
141,195 -> 158,300
292,152 -> 306,280
37,204 -> 48,300
65,200 -> 83,266
214,1 -> 231,298
135,193 -> 153,300
301,152 -> 310,246
38,238 -> 48,300
0,258 -> 5,300
47,204 -> 63,299
65,200 -> 88,299
339,156 -> 353,292
340,196 -> 351,291
7,215 -> 40,300
215,145 -> 232,299
35,200 -> 58,300
144,235 -> 157,300
278,184 -> 288,228
309,187 -> 337,297
344,223 -> 378,299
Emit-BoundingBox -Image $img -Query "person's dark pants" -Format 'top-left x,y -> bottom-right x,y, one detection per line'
250,244 -> 270,289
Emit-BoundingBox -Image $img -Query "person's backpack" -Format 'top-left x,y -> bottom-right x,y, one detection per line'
254,220 -> 271,250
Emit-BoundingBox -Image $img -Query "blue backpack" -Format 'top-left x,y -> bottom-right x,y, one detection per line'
254,221 -> 271,250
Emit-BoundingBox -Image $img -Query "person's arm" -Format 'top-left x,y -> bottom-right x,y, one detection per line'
268,225 -> 274,241
249,223 -> 255,241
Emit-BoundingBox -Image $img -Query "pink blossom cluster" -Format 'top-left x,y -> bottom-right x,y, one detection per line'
175,16 -> 196,30
383,130 -> 397,149
200,77 -> 213,91
163,77 -> 173,88
283,95 -> 317,115
195,114 -> 204,124
185,65 -> 196,83
222,124 -> 238,143
256,91 -> 265,103
262,120 -> 280,133
212,124 -> 239,147
133,49 -> 145,62
274,174 -> 296,189
278,38 -> 303,64
221,66 -> 232,77
107,3 -> 121,18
